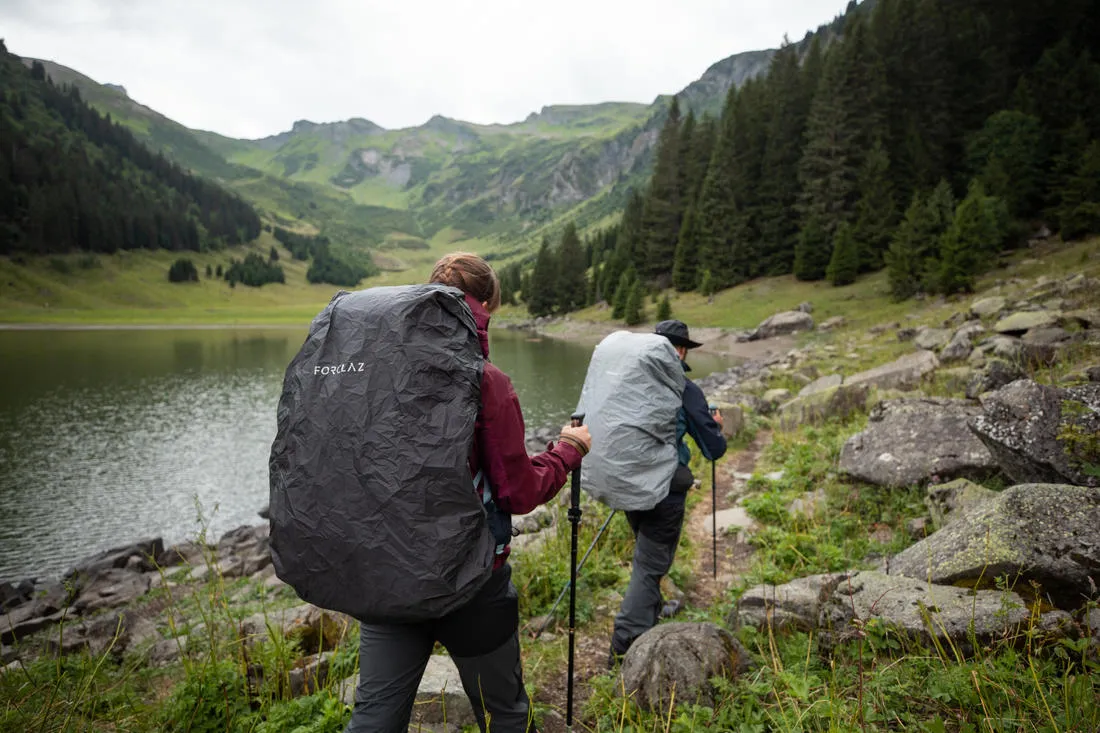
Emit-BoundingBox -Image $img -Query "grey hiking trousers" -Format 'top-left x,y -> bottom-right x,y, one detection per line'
611,466 -> 691,655
344,565 -> 536,733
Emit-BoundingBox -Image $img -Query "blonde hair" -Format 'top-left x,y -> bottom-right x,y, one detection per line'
429,252 -> 501,313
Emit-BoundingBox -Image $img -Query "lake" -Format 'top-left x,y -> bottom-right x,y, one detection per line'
0,327 -> 735,581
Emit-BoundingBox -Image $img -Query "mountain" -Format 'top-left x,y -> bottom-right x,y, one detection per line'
14,21 -> 818,269
1,44 -> 260,256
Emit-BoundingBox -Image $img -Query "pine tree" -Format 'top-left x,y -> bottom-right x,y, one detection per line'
671,203 -> 699,291
936,180 -> 1008,294
694,87 -> 744,289
640,97 -> 683,280
885,181 -> 955,299
827,222 -> 860,286
966,110 -> 1046,218
555,222 -> 587,313
526,237 -> 558,317
793,215 -> 831,282
614,190 -> 646,277
698,270 -> 715,298
1056,139 -> 1100,239
624,281 -> 645,326
851,140 -> 897,271
611,268 -> 636,320
656,293 -> 672,321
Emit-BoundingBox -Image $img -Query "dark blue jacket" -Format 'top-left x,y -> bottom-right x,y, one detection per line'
676,365 -> 727,465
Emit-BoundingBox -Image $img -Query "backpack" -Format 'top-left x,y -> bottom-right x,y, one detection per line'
268,284 -> 497,623
575,331 -> 686,511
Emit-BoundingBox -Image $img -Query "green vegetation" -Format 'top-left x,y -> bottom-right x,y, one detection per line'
167,258 -> 199,283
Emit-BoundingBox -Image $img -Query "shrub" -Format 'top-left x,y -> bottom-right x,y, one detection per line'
168,258 -> 200,283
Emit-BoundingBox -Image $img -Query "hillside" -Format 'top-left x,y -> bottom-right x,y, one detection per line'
0,43 -> 261,257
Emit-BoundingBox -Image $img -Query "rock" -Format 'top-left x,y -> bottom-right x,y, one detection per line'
890,484 -> 1100,610
820,316 -> 847,330
67,538 -> 164,582
970,296 -> 1007,318
799,374 -> 843,397
0,579 -> 35,613
1020,327 -> 1073,367
149,636 -> 188,666
1,607 -> 66,644
620,623 -> 752,712
731,573 -> 845,632
982,335 -> 1022,361
340,655 -> 475,728
965,359 -> 1024,399
216,524 -> 271,578
715,402 -> 745,437
819,571 -> 1029,654
1065,309 -> 1100,330
777,383 -> 870,430
1089,366 -> 1100,383
839,399 -> 999,488
798,302 -> 813,314
46,609 -> 159,657
510,527 -> 553,553
288,652 -> 333,698
239,604 -> 351,654
939,332 -> 974,362
787,489 -> 827,517
512,504 -> 553,534
753,311 -> 815,340
906,517 -> 931,540
925,478 -> 998,528
156,541 -> 209,568
994,311 -> 1061,334
969,381 -> 1100,487
936,367 -> 974,394
711,507 -> 757,535
72,569 -> 150,613
870,322 -> 900,335
763,388 -> 792,405
896,327 -> 918,342
845,351 -> 939,392
915,328 -> 953,351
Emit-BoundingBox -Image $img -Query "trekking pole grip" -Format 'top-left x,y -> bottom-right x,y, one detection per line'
570,412 -> 585,428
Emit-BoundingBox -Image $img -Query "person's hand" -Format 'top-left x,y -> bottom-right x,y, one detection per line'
712,408 -> 724,429
558,424 -> 591,456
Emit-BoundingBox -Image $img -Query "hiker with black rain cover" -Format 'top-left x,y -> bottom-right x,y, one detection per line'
268,252 -> 591,733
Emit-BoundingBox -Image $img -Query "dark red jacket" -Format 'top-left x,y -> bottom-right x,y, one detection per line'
464,294 -> 584,567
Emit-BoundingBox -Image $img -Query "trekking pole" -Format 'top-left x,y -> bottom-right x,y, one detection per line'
709,403 -> 719,580
566,412 -> 584,730
534,509 -> 616,639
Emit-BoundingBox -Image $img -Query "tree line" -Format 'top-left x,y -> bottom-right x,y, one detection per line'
520,0 -> 1100,314
272,226 -> 375,287
0,41 -> 261,256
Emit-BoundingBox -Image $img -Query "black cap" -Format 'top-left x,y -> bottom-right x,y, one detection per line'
655,319 -> 702,349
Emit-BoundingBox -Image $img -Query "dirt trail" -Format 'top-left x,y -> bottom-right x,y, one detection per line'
532,431 -> 771,733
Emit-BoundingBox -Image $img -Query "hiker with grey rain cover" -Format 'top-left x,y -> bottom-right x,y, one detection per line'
269,252 -> 590,733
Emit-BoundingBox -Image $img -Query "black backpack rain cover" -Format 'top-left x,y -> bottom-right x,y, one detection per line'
269,284 -> 495,623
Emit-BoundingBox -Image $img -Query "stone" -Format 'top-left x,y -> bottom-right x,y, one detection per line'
46,609 -> 159,658
1065,309 -> 1100,330
763,388 -> 792,405
1089,366 -> 1100,383
715,402 -> 745,437
71,569 -> 150,613
890,484 -> 1100,610
787,489 -> 827,517
983,335 -> 1022,361
820,316 -> 847,330
839,398 -> 999,488
512,504 -> 553,534
819,571 -> 1029,654
287,652 -> 333,698
896,327 -> 918,342
1,608 -> 66,644
216,524 -> 271,578
969,380 -> 1100,487
510,527 -> 553,553
936,367 -> 974,394
731,574 -> 846,633
0,579 -> 36,613
620,623 -> 752,712
939,332 -> 974,362
869,322 -> 900,335
156,541 -> 209,569
906,517 -> 931,540
915,328 -> 953,351
711,507 -> 757,535
149,636 -> 188,666
239,604 -> 352,654
845,351 -> 939,392
994,311 -> 1061,334
67,538 -> 164,582
798,374 -> 843,397
798,302 -> 813,314
970,296 -> 1007,318
925,478 -> 998,529
777,383 -> 871,430
965,359 -> 1025,399
753,311 -> 815,340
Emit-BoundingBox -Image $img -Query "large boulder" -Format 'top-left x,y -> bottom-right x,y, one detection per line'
970,296 -> 1007,318
777,383 -> 870,430
215,524 -> 271,578
965,359 -> 1024,399
798,374 -> 843,397
46,608 -> 159,658
969,380 -> 1100,488
925,478 -> 998,528
889,484 -> 1100,609
71,569 -> 151,613
839,399 -> 999,488
915,328 -> 953,351
66,538 -> 164,582
341,654 -> 476,728
753,311 -> 815,340
845,351 -> 939,392
239,603 -> 351,654
730,573 -> 847,633
819,571 -> 1030,654
994,310 -> 1061,334
620,623 -> 752,712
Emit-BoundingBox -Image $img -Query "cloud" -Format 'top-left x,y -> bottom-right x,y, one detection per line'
1,0 -> 847,138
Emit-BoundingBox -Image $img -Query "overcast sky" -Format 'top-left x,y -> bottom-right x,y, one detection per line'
2,0 -> 846,140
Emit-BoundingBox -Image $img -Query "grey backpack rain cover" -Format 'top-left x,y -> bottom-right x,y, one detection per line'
575,331 -> 686,511
269,284 -> 495,623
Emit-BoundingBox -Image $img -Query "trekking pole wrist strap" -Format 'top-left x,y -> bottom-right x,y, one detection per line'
557,434 -> 589,457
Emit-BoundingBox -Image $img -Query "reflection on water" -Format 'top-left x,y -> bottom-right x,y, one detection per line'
0,327 -> 735,580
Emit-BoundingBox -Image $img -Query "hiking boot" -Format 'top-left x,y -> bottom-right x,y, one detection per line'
607,643 -> 627,670
660,598 -> 683,618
